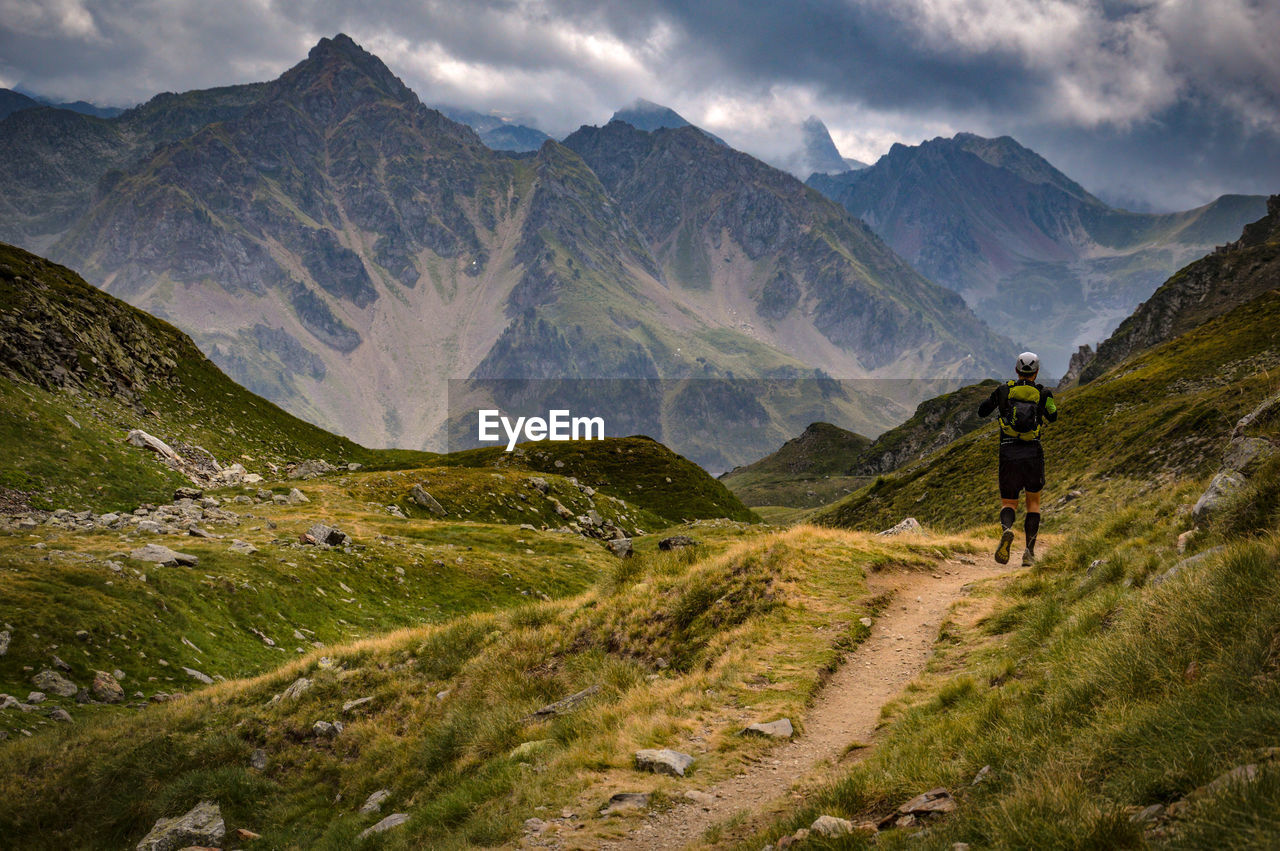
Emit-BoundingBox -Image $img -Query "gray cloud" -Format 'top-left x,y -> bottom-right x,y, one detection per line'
0,0 -> 1276,209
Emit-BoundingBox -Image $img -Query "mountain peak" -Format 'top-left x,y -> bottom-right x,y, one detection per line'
608,99 -> 728,146
278,33 -> 417,110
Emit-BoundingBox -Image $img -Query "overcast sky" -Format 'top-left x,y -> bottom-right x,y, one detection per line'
2,0 -> 1277,210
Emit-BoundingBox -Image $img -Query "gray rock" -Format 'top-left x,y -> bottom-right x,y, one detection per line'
136,520 -> 168,534
529,476 -> 549,494
342,696 -> 375,713
26,691 -> 45,704
135,800 -> 224,851
220,463 -> 247,483
658,535 -> 700,550
312,719 -> 343,738
92,670 -> 125,703
1194,763 -> 1260,799
358,813 -> 409,839
409,484 -> 447,515
183,667 -> 214,685
32,669 -> 78,697
1222,437 -> 1276,476
550,498 -> 574,519
879,517 -> 923,536
130,544 -> 198,567
126,429 -> 180,462
287,487 -> 310,505
743,718 -> 794,739
1130,803 -> 1164,823
278,677 -> 312,701
684,790 -> 716,807
173,487 -> 203,501
971,764 -> 992,785
810,815 -> 856,837
1151,546 -> 1227,587
186,525 -> 212,538
289,459 -> 335,480
1192,471 -> 1247,520
359,788 -> 391,814
635,748 -> 694,776
250,748 -> 268,771
0,629 -> 8,656
600,792 -> 650,815
1234,390 -> 1280,437
897,787 -> 956,816
523,817 -> 548,833
303,523 -> 350,547
49,707 -> 72,722
608,537 -> 633,558
228,540 -> 258,555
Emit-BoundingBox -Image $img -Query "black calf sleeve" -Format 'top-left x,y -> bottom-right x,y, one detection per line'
1024,511 -> 1040,544
1000,507 -> 1015,530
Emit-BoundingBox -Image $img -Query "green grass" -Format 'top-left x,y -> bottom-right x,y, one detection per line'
0,525 -> 970,849
815,289 -> 1280,533
0,474 -> 624,742
441,436 -> 759,525
745,474 -> 1280,849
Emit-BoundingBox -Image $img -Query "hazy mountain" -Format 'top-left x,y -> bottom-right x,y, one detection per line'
801,115 -> 865,175
809,133 -> 1268,373
2,34 -> 1008,467
609,98 -> 727,145
0,88 -> 40,120
435,104 -> 550,152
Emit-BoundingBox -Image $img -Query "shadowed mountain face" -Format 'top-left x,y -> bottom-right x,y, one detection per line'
809,133 -> 1268,373
1,35 -> 1008,461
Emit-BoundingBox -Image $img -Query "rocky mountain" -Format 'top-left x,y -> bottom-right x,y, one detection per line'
435,104 -> 550,152
2,35 -> 1009,467
1075,195 -> 1280,385
809,133 -> 1268,373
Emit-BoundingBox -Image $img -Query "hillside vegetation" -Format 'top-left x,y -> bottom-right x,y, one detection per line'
814,288 -> 1280,532
746,459 -> 1280,849
0,525 -> 978,849
722,381 -> 997,511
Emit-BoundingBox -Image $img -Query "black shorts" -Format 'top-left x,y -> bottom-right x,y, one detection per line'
999,455 -> 1045,499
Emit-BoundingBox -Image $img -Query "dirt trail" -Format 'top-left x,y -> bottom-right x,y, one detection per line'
605,552 -> 1012,850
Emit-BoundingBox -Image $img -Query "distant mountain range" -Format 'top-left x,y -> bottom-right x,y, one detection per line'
0,87 -> 126,120
434,104 -> 550,152
0,34 -> 1008,468
809,133 -> 1267,372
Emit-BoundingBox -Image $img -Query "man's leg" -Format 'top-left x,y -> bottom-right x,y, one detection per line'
1022,491 -> 1041,565
995,499 -> 1018,565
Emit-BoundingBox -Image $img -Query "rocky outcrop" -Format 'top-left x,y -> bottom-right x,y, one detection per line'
135,800 -> 225,851
1081,195 -> 1280,384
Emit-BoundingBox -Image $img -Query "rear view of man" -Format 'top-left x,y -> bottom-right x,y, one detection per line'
977,352 -> 1058,565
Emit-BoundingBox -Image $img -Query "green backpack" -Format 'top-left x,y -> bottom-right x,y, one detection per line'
999,380 -> 1043,440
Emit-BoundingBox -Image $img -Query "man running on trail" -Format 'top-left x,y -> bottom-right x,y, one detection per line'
977,352 -> 1058,565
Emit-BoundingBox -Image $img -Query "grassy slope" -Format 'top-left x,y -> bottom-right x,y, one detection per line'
0,242 -> 433,512
745,465 -> 1280,849
0,525 -> 980,849
0,469 -> 633,740
441,436 -> 759,524
722,382 -> 998,511
815,289 -> 1280,532
720,422 -> 874,510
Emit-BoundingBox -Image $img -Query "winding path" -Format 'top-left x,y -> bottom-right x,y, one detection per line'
605,553 -> 1011,849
